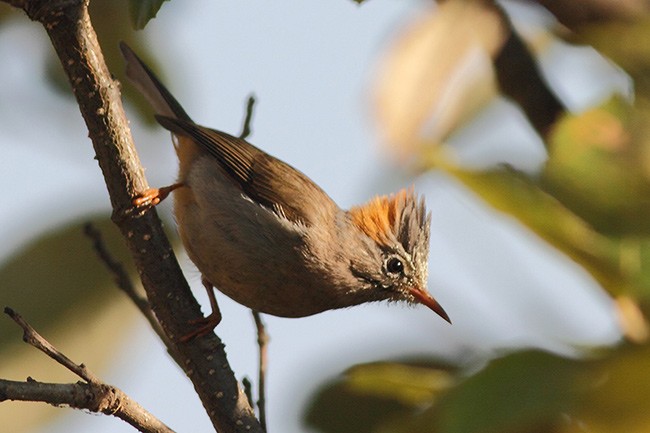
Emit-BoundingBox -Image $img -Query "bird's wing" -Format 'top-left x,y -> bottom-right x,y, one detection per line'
156,115 -> 338,226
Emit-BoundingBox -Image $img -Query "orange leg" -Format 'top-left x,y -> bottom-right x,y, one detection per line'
133,182 -> 185,207
180,277 -> 223,342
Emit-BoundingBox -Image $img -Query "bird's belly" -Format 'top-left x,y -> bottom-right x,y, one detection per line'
173,159 -> 338,317
180,211 -> 332,317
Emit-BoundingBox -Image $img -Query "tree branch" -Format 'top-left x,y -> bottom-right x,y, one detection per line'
83,223 -> 170,347
0,379 -> 174,433
239,94 -> 257,140
252,311 -> 269,432
238,95 -> 269,431
5,307 -> 100,384
493,4 -> 564,141
1,1 -> 262,432
2,308 -> 175,433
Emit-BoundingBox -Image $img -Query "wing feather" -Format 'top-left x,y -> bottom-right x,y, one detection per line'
156,115 -> 337,226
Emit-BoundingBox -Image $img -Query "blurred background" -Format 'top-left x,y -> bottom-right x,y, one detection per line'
1,0 -> 648,432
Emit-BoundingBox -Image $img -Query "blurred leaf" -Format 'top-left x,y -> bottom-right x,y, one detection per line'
310,346 -> 650,433
386,346 -> 650,433
393,350 -> 580,433
576,343 -> 650,433
431,154 -> 632,297
128,0 -> 169,30
0,215 -> 134,347
305,359 -> 457,433
542,97 -> 650,236
0,215 -> 140,433
345,361 -> 458,407
0,3 -> 19,23
374,0 -> 506,159
566,16 -> 650,95
615,295 -> 650,344
637,241 -> 650,297
305,380 -> 413,433
0,297 -> 138,433
535,0 -> 650,28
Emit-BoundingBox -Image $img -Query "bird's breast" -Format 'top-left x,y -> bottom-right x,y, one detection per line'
174,155 -> 354,316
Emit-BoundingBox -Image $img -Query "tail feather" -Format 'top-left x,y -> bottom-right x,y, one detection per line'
120,42 -> 191,122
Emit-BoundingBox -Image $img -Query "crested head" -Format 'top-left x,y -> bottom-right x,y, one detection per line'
347,188 -> 450,323
349,188 -> 431,259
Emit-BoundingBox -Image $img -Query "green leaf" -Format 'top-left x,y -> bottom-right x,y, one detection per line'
0,216 -> 140,432
567,17 -> 650,96
312,346 -> 650,433
0,3 -> 19,23
345,361 -> 458,407
0,216 -> 134,347
431,155 -> 632,297
542,97 -> 650,237
404,350 -> 581,433
304,380 -> 413,433
386,346 -> 650,433
304,359 -> 457,433
128,0 -> 169,30
575,344 -> 650,433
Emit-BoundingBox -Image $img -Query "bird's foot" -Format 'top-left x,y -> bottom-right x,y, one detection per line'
179,311 -> 223,343
133,183 -> 184,208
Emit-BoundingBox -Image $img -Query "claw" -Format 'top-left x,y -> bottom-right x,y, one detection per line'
179,277 -> 222,342
133,183 -> 185,208
179,312 -> 222,342
133,188 -> 162,207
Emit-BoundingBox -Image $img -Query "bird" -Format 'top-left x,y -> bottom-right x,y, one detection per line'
120,42 -> 450,341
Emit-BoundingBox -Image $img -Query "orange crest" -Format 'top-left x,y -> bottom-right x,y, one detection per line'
349,188 -> 414,248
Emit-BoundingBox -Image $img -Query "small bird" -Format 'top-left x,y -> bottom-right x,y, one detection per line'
120,43 -> 450,340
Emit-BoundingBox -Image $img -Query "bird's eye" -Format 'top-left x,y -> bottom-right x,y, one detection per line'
386,257 -> 404,275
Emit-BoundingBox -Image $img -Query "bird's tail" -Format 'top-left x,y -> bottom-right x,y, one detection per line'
120,42 -> 192,122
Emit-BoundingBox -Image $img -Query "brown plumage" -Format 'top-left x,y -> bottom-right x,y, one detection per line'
121,43 -> 450,340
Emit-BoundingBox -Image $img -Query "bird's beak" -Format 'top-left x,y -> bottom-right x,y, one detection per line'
409,287 -> 451,324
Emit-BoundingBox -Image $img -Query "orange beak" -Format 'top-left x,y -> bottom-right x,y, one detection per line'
409,287 -> 451,324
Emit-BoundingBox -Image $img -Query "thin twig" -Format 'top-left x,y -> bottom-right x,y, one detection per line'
237,97 -> 269,431
83,223 -> 169,345
252,311 -> 269,432
2,308 -> 175,433
0,379 -> 175,433
493,7 -> 563,141
4,307 -> 100,384
239,94 -> 257,140
242,377 -> 254,409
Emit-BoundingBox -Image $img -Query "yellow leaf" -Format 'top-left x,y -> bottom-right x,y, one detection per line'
374,0 -> 506,159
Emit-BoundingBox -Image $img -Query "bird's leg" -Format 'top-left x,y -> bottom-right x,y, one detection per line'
180,277 -> 223,342
133,182 -> 185,207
